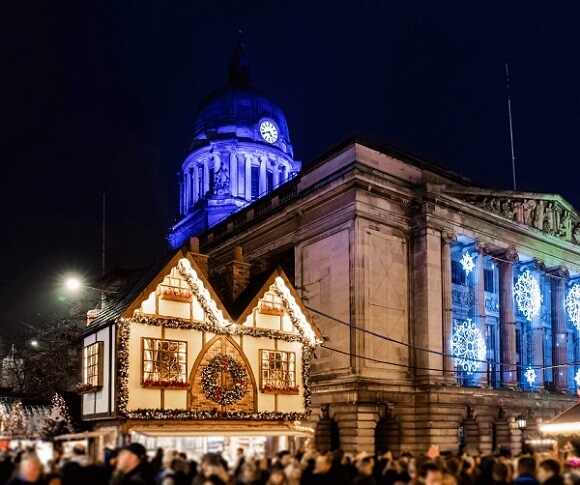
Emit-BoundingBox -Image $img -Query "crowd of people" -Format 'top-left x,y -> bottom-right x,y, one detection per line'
2,441 -> 580,485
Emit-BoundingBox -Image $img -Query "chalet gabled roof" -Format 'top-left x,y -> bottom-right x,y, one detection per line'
171,261 -> 322,346
87,251 -> 322,347
86,247 -> 232,333
232,266 -> 324,343
85,249 -> 178,333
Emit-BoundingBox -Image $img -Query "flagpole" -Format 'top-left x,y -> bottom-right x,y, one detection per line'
505,62 -> 517,191
101,193 -> 106,309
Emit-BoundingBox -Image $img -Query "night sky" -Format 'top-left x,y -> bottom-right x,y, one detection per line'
2,1 -> 579,343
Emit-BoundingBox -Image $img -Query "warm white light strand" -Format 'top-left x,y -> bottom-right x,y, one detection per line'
178,259 -> 231,328
273,277 -> 321,346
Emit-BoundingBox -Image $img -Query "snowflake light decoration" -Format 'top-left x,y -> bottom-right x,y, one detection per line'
566,283 -> 580,330
451,319 -> 486,375
575,369 -> 580,388
524,366 -> 537,386
514,269 -> 543,321
460,252 -> 475,276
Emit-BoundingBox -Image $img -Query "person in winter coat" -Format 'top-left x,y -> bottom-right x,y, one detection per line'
352,456 -> 377,485
5,453 -> 45,485
513,456 -> 540,485
538,459 -> 564,485
109,443 -> 156,485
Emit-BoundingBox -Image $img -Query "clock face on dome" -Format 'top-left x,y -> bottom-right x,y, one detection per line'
259,121 -> 278,143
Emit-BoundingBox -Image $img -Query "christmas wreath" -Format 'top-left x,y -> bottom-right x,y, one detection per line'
201,354 -> 248,405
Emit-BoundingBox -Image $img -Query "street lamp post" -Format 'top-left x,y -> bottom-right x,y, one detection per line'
64,277 -> 115,309
517,414 -> 527,454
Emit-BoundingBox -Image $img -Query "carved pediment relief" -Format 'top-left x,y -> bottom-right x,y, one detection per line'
438,187 -> 580,246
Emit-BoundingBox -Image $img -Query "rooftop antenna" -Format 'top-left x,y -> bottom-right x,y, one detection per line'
505,62 -> 517,191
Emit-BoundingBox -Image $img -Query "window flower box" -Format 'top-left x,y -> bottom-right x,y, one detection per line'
157,285 -> 193,302
76,383 -> 102,394
142,379 -> 191,389
258,302 -> 285,316
261,385 -> 299,395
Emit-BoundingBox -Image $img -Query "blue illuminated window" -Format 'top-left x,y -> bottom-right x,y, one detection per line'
251,166 -> 259,199
452,261 -> 466,285
267,170 -> 273,192
484,269 -> 495,292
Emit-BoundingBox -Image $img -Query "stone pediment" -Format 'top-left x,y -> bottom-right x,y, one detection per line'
438,187 -> 580,246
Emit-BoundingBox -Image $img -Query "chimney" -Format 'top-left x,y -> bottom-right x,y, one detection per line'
188,237 -> 209,276
224,246 -> 251,301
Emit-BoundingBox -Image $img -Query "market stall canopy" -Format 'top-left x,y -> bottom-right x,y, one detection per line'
540,402 -> 580,436
127,420 -> 314,438
54,430 -> 115,441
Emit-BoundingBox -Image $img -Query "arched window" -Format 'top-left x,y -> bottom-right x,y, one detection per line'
315,417 -> 340,453
375,416 -> 401,455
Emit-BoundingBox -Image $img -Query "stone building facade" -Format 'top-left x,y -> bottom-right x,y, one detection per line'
191,139 -> 580,456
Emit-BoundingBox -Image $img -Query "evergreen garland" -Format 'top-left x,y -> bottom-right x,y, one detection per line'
201,354 -> 248,405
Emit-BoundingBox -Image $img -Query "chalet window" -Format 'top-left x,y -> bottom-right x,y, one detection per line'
260,349 -> 298,393
83,342 -> 103,388
142,338 -> 187,385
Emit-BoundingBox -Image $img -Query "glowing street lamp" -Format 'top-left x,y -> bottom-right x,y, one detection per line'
64,277 -> 104,294
63,276 -> 114,310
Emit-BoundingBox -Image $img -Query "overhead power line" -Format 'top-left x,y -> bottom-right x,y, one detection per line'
307,305 -> 580,375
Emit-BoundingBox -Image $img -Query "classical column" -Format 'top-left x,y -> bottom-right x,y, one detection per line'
280,162 -> 288,183
529,308 -> 544,388
181,168 -> 191,210
203,159 -> 210,196
179,175 -> 185,215
272,160 -> 280,189
192,164 -> 199,204
259,156 -> 267,195
213,151 -> 221,172
497,250 -> 518,387
441,231 -> 456,378
473,243 -> 488,386
230,152 -> 238,197
548,266 -> 569,390
413,225 -> 443,383
244,154 -> 252,200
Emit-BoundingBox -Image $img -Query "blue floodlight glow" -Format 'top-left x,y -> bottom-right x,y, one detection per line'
566,283 -> 580,330
451,318 -> 486,375
514,269 -> 542,321
575,369 -> 580,388
524,366 -> 537,386
460,252 -> 475,276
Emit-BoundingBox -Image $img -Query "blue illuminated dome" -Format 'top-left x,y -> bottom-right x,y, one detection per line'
168,34 -> 300,249
191,40 -> 293,157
